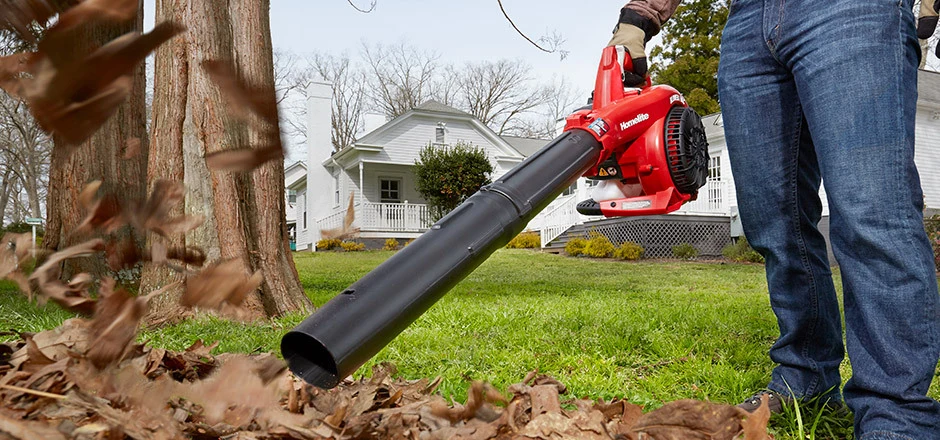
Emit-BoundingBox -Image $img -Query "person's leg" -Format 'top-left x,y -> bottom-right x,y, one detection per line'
718,0 -> 844,403
777,0 -> 940,437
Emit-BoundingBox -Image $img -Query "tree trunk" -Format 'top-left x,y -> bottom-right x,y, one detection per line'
141,0 -> 311,324
44,5 -> 149,269
0,167 -> 11,223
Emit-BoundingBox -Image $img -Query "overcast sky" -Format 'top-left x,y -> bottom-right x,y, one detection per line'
143,1 -> 623,91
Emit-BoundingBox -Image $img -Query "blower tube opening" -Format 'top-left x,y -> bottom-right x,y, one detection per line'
281,332 -> 340,388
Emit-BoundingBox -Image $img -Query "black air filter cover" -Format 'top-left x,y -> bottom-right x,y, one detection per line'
663,107 -> 709,195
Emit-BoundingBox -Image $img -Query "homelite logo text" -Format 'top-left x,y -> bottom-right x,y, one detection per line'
620,113 -> 649,131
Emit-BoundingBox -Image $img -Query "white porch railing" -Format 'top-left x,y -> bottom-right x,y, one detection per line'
537,195 -> 591,248
676,179 -> 729,215
359,202 -> 432,232
315,202 -> 432,234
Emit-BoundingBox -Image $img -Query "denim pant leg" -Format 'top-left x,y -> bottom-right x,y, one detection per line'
775,0 -> 940,438
717,0 -> 845,403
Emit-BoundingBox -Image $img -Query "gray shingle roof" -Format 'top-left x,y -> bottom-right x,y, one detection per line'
501,135 -> 550,157
414,100 -> 470,116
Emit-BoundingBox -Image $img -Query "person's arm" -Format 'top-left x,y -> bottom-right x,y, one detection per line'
622,0 -> 682,38
609,1 -> 682,86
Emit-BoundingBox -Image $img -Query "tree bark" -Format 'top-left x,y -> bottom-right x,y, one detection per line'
141,0 -> 311,324
44,5 -> 149,274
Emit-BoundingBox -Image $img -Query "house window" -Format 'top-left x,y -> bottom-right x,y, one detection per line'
334,174 -> 340,206
709,156 -> 721,180
435,122 -> 446,145
288,189 -> 297,204
303,211 -> 307,229
380,178 -> 402,203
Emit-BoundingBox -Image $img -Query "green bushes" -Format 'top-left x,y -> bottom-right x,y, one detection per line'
582,233 -> 615,258
565,232 -> 620,259
672,243 -> 699,259
316,238 -> 343,251
722,237 -> 764,264
317,238 -> 365,252
340,241 -> 366,252
507,232 -> 540,249
565,238 -> 588,256
613,242 -> 645,260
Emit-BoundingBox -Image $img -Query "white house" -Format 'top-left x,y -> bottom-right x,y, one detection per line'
290,69 -> 940,253
295,79 -> 531,251
285,161 -> 306,249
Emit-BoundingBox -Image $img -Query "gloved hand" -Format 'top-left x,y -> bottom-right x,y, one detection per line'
919,0 -> 939,57
609,23 -> 649,87
608,8 -> 656,87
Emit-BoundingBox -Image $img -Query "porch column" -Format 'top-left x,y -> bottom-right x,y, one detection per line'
359,162 -> 364,207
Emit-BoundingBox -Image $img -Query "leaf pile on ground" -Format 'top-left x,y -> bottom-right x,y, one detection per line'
0,322 -> 772,439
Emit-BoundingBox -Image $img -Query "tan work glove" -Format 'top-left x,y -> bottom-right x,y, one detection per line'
609,23 -> 649,87
919,0 -> 939,57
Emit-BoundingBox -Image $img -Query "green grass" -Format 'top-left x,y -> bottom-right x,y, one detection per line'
2,249 -> 939,439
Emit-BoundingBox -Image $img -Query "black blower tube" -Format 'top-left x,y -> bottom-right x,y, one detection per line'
282,129 -> 603,388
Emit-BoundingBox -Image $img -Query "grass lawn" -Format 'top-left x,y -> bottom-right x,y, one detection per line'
2,249 -> 939,439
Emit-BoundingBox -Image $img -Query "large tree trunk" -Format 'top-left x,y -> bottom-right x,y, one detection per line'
44,6 -> 149,267
141,0 -> 311,324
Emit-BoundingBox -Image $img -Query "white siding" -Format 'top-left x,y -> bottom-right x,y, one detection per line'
361,164 -> 427,205
361,115 -> 517,175
915,104 -> 940,211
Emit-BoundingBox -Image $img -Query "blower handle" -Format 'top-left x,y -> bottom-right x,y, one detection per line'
593,46 -> 651,111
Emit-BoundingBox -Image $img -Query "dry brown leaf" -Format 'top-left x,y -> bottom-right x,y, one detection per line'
104,236 -> 142,271
201,59 -> 284,172
29,239 -> 105,315
50,0 -> 138,35
75,181 -> 126,234
0,52 -> 30,96
321,192 -> 360,240
181,259 -> 262,310
204,144 -> 284,173
1,233 -> 33,280
123,136 -> 141,159
632,399 -> 745,440
739,395 -> 771,440
201,59 -> 278,125
0,411 -> 67,440
530,384 -> 562,416
6,319 -> 90,369
86,279 -> 147,368
0,0 -> 59,41
135,179 -> 205,238
26,21 -> 184,146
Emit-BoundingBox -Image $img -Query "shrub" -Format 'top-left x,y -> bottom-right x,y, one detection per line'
383,238 -> 400,251
582,233 -> 615,258
613,242 -> 645,260
565,238 -> 588,256
341,241 -> 366,252
672,243 -> 699,259
316,238 -> 342,251
507,232 -> 540,249
721,237 -> 764,264
414,142 -> 494,221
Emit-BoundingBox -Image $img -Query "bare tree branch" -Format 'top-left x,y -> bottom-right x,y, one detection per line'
496,0 -> 569,60
346,0 -> 377,13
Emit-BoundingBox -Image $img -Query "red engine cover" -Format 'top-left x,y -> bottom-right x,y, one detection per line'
563,46 -> 694,217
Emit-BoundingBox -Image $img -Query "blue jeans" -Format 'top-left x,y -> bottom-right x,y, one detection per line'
717,0 -> 940,438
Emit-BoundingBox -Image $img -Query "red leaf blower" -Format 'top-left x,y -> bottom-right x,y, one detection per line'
281,47 -> 710,388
